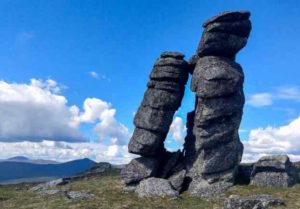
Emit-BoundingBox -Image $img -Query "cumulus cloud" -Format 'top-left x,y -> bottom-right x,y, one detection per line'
242,116 -> 300,162
77,98 -> 130,145
0,140 -> 133,164
0,79 -> 84,142
168,116 -> 186,144
247,86 -> 300,107
0,79 -> 130,145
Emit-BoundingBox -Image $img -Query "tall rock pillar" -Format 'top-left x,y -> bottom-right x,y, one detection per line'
187,11 -> 252,197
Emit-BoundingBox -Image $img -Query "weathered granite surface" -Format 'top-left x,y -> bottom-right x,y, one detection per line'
224,194 -> 284,209
122,10 -> 254,198
251,155 -> 299,187
186,11 -> 251,197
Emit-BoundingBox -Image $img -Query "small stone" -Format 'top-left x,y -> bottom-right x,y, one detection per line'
224,194 -> 285,209
135,178 -> 179,198
66,191 -> 94,201
120,157 -> 159,184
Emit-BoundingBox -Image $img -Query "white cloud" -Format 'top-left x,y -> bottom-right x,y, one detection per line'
0,140 -> 134,164
0,79 -> 83,142
277,86 -> 300,102
72,98 -> 130,145
89,71 -> 111,82
247,86 -> 300,107
0,79 -> 130,146
168,117 -> 186,144
246,93 -> 273,107
242,116 -> 300,162
89,71 -> 99,79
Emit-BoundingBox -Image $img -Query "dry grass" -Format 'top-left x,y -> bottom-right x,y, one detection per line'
0,169 -> 299,209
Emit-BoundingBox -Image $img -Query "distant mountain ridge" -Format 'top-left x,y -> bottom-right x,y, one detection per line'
7,156 -> 29,161
2,156 -> 59,164
0,157 -> 95,184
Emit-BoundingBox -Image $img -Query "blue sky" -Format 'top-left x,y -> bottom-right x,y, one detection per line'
0,0 -> 300,163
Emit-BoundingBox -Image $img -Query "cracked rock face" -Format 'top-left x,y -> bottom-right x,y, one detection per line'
186,11 -> 251,197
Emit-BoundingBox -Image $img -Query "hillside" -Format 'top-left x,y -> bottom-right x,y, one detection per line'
0,158 -> 95,184
0,169 -> 299,209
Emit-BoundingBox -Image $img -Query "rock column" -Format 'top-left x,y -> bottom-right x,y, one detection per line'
121,52 -> 189,190
187,11 -> 252,197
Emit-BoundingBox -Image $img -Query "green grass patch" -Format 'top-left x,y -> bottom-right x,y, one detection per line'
0,170 -> 300,209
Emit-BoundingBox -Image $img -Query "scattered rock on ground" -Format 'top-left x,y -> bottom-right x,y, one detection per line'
224,194 -> 285,209
29,178 -> 69,192
66,191 -> 94,201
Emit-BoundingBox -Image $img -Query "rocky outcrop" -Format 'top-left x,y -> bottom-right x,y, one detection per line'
250,155 -> 299,187
224,194 -> 284,209
121,52 -> 189,196
128,52 -> 189,157
187,11 -> 251,197
123,10 -> 253,198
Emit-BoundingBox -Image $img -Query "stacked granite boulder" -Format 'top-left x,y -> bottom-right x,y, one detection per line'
121,52 -> 189,196
250,155 -> 299,187
186,11 -> 252,197
121,10 -> 256,198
